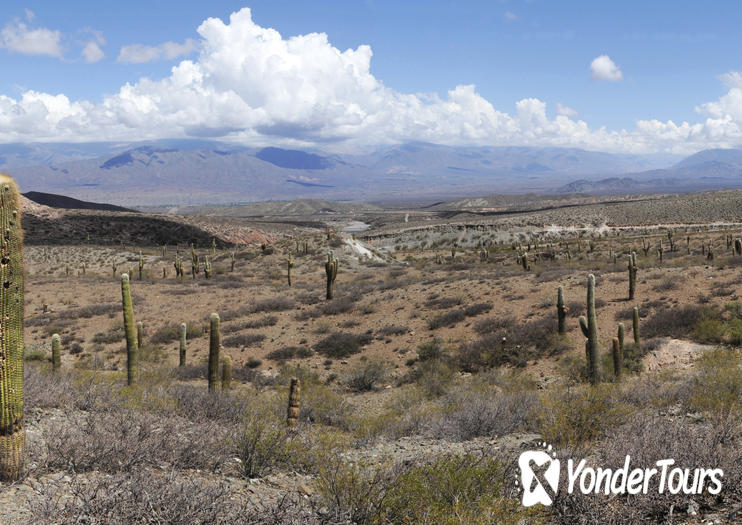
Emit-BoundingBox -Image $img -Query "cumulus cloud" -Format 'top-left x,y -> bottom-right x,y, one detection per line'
556,103 -> 578,117
81,30 -> 105,63
504,11 -> 518,21
0,8 -> 742,154
590,54 -> 623,81
118,38 -> 198,63
0,18 -> 62,57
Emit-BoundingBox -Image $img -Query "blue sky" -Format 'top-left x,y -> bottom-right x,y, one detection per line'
0,1 -> 741,153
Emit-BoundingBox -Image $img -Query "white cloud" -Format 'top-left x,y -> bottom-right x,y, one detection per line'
1,8 -> 742,155
0,19 -> 62,57
556,103 -> 578,117
82,40 -> 104,63
81,30 -> 105,63
590,54 -> 623,81
504,11 -> 518,21
117,38 -> 197,63
23,9 -> 35,22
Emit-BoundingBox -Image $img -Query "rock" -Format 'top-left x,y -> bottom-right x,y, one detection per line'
687,500 -> 699,516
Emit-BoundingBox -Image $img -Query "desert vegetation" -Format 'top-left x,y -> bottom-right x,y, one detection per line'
4,190 -> 742,522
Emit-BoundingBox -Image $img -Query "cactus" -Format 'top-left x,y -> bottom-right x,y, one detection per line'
557,286 -> 568,334
628,252 -> 638,300
221,355 -> 232,391
707,243 -> 714,261
735,239 -> 742,256
325,251 -> 338,300
121,274 -> 138,386
138,251 -> 144,280
287,253 -> 294,287
657,241 -> 663,263
612,337 -> 622,380
0,177 -> 24,481
633,307 -> 640,349
203,256 -> 211,279
208,313 -> 220,391
618,322 -> 625,353
641,237 -> 650,256
136,321 -> 144,352
287,377 -> 301,427
179,322 -> 187,367
212,237 -> 216,256
230,251 -> 235,272
667,231 -> 675,252
112,261 -> 117,277
51,333 -> 61,372
578,274 -> 600,385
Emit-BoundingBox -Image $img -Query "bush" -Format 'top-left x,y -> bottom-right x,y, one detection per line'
378,324 -> 408,336
236,410 -> 303,478
265,346 -> 314,362
222,333 -> 265,348
428,309 -> 465,329
643,305 -> 716,339
379,455 -> 538,524
150,321 -> 204,344
687,348 -> 742,419
314,333 -> 372,358
535,384 -> 632,447
346,360 -> 388,392
463,302 -> 492,317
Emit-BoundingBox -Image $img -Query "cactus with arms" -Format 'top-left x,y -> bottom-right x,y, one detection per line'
578,274 -> 600,385
0,176 -> 25,481
628,251 -> 638,300
325,251 -> 338,300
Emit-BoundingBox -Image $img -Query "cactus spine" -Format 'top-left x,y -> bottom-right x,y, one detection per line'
287,377 -> 301,427
179,322 -> 187,367
221,355 -> 232,391
121,274 -> 138,386
287,253 -> 294,287
628,251 -> 638,300
578,274 -> 600,385
325,251 -> 338,300
51,333 -> 61,372
208,313 -> 220,391
557,286 -> 568,334
633,306 -> 640,349
0,176 -> 24,481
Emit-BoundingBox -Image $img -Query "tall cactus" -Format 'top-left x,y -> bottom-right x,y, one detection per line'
287,377 -> 301,427
138,251 -> 144,280
325,251 -> 338,300
617,322 -> 625,354
221,355 -> 232,391
121,274 -> 138,386
208,313 -> 220,391
557,286 -> 568,334
51,333 -> 61,372
612,337 -> 622,380
578,274 -> 600,385
179,322 -> 187,367
633,306 -> 641,349
628,252 -> 638,300
287,253 -> 294,287
136,321 -> 144,352
0,176 -> 24,481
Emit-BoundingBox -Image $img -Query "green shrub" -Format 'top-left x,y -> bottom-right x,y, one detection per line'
314,332 -> 372,358
687,348 -> 742,419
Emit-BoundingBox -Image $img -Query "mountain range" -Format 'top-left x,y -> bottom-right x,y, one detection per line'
3,139 -> 742,205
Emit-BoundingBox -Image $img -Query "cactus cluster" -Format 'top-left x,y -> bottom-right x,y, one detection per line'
0,176 -> 24,481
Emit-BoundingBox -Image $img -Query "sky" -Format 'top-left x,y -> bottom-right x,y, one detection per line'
0,1 -> 741,154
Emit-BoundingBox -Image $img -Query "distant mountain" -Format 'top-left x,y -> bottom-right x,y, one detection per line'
23,191 -> 136,212
0,139 -> 701,205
